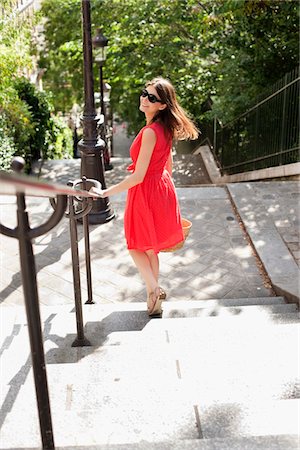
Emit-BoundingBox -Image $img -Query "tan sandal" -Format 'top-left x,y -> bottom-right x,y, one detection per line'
159,288 -> 167,300
148,287 -> 164,317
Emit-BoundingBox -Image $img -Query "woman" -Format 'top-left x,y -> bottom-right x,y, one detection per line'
91,77 -> 198,316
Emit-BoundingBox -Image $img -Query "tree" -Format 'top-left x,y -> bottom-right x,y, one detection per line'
38,0 -> 299,134
0,2 -> 36,169
0,1 -> 73,171
39,0 -> 217,132
37,0 -> 83,112
209,0 -> 299,122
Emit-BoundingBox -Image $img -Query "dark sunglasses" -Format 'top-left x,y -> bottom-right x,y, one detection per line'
141,88 -> 162,104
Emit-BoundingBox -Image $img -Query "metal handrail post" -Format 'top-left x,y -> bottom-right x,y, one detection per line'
71,177 -> 101,304
65,185 -> 92,347
16,192 -> 55,449
82,176 -> 94,304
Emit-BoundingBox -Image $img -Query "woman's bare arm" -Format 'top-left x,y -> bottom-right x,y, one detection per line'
91,128 -> 157,198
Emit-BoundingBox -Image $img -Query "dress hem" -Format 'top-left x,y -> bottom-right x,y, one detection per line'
127,235 -> 184,254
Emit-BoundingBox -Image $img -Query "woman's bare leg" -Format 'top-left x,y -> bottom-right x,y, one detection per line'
145,249 -> 159,283
129,249 -> 163,314
129,249 -> 158,295
145,250 -> 166,300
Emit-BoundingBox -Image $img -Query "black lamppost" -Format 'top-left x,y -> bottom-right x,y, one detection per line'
92,29 -> 113,170
78,1 -> 114,224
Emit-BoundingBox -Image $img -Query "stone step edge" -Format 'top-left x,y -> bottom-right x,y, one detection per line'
83,297 -> 288,310
95,296 -> 288,307
2,308 -> 299,330
155,312 -> 299,323
161,303 -> 297,317
68,296 -> 294,312
7,433 -> 299,450
0,296 -> 286,312
1,312 -> 298,357
1,297 -> 297,323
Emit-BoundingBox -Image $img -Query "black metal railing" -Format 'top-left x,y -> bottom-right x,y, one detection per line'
214,67 -> 300,175
0,160 -> 102,449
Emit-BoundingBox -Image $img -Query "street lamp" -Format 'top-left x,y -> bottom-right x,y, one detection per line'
78,1 -> 114,224
92,28 -> 113,170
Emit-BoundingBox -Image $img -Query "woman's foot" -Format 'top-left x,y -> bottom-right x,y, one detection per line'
147,287 -> 165,316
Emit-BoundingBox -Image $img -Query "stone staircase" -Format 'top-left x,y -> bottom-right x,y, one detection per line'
0,294 -> 298,449
172,153 -> 212,186
32,153 -> 213,188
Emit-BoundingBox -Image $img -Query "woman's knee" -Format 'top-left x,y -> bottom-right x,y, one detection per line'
145,249 -> 156,258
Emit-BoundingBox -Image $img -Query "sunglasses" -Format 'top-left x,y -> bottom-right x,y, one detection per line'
141,88 -> 162,104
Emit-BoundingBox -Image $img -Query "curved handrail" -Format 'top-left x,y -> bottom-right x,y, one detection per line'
0,170 -> 100,199
0,223 -> 17,239
29,195 -> 68,239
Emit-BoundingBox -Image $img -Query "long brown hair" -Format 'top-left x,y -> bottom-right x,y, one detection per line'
146,77 -> 199,140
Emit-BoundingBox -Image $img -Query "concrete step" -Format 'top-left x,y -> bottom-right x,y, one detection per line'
161,302 -> 298,319
8,434 -> 299,450
181,296 -> 287,307
173,153 -> 212,185
3,368 -> 298,447
1,300 -> 299,360
1,297 -> 295,331
0,299 -> 298,448
194,399 -> 299,440
70,434 -> 298,449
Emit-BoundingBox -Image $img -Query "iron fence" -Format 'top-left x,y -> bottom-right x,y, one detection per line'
215,67 -> 300,175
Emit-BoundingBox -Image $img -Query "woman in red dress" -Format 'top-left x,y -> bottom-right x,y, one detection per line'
91,77 -> 198,316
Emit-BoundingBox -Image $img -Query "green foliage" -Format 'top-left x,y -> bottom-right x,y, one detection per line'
44,115 -> 73,160
0,4 -> 73,172
14,78 -> 52,161
0,94 -> 35,172
0,2 -> 33,170
37,0 -> 83,112
209,0 -> 300,122
38,0 -> 299,134
0,77 -> 73,172
0,1 -> 34,86
0,116 -> 17,171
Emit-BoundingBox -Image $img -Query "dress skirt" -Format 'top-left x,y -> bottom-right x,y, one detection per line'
124,169 -> 184,254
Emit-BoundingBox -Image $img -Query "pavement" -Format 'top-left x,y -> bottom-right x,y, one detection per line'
0,155 -> 299,449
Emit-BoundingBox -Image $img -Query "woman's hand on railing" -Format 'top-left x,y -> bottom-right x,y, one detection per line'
89,186 -> 105,199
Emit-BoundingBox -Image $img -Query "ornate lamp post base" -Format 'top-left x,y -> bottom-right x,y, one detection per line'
87,207 -> 115,225
78,137 -> 115,225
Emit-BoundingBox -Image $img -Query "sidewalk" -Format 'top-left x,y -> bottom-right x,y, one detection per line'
1,158 -> 274,307
228,181 -> 300,303
0,159 -> 299,449
1,158 -> 299,306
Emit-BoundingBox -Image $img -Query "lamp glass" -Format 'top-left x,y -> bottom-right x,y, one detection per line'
94,46 -> 106,63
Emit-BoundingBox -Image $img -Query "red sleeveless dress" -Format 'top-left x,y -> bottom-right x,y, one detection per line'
124,122 -> 184,253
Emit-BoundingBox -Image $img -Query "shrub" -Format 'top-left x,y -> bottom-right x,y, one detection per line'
14,77 -> 52,163
0,116 -> 16,171
0,78 -> 73,172
45,115 -> 73,160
